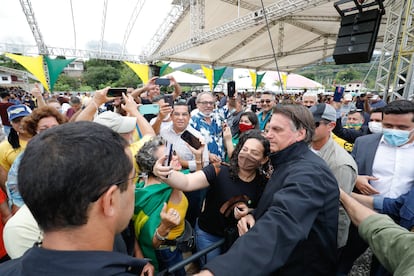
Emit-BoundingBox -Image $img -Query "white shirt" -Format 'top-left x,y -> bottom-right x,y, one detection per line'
371,137 -> 414,198
160,125 -> 209,172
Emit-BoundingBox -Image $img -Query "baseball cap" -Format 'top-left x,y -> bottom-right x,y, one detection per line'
309,103 -> 337,122
93,111 -> 136,134
7,104 -> 32,121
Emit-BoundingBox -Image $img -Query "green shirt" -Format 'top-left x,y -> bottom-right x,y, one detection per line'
359,214 -> 414,276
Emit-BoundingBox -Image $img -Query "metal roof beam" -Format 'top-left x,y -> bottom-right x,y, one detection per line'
144,0 -> 333,61
19,0 -> 49,55
0,43 -> 144,62
214,20 -> 278,63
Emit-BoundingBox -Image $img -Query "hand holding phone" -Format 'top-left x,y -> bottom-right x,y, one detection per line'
181,130 -> 202,149
155,78 -> 171,86
107,88 -> 127,97
333,86 -> 345,102
163,94 -> 174,106
164,143 -> 173,167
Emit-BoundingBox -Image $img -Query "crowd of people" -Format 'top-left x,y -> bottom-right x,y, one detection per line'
0,78 -> 412,276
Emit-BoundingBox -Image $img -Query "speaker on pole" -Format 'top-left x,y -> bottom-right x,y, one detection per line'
333,8 -> 383,64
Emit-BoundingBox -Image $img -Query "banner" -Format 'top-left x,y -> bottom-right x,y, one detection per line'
159,63 -> 170,76
213,67 -> 226,89
45,56 -> 76,91
250,70 -> 266,91
124,62 -> 149,84
5,53 -> 50,91
281,73 -> 288,90
249,70 -> 257,89
201,65 -> 213,91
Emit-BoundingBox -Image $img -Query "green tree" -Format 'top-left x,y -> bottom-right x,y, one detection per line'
115,64 -> 142,88
83,66 -> 120,89
53,74 -> 81,91
334,68 -> 363,85
181,68 -> 194,74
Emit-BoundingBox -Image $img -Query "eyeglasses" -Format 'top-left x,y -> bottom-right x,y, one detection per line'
198,101 -> 215,106
90,172 -> 138,202
260,99 -> 272,104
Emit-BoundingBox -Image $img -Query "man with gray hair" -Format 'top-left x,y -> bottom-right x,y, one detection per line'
302,91 -> 318,108
198,105 -> 339,275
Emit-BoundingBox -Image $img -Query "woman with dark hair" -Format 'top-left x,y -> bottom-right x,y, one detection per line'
153,129 -> 270,266
133,136 -> 188,275
224,111 -> 259,158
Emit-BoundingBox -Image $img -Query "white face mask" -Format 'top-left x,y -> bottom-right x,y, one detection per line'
368,121 -> 383,134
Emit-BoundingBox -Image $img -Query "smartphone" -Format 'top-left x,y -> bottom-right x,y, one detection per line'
138,104 -> 160,115
163,94 -> 174,106
227,81 -> 236,97
333,86 -> 345,102
107,88 -> 127,97
164,143 -> 173,167
155,78 -> 171,86
251,104 -> 257,113
181,130 -> 202,149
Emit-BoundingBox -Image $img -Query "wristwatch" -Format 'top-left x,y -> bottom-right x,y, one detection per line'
155,228 -> 167,241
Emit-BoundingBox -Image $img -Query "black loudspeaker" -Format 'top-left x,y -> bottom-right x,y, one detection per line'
333,9 -> 382,64
149,64 -> 161,77
227,81 -> 236,97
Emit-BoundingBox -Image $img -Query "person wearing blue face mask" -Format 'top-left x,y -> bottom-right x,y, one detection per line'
337,99 -> 414,276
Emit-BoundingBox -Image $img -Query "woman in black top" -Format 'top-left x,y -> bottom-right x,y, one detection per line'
153,130 -> 270,266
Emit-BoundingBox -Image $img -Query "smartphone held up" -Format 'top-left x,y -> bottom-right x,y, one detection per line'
107,88 -> 127,97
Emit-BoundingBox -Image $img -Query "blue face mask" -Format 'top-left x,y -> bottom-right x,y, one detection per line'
383,128 -> 412,147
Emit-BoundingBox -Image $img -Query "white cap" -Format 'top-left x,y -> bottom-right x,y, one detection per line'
93,111 -> 136,134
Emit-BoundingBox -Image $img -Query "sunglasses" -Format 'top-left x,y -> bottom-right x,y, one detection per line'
260,99 -> 272,104
315,121 -> 328,128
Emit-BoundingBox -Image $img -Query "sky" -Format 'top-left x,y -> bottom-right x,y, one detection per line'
0,0 -> 175,59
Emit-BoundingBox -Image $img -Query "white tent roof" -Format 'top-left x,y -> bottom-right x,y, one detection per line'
144,0 -> 388,72
0,0 -> 388,73
164,70 -> 208,86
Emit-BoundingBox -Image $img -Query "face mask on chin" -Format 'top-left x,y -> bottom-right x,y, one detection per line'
238,151 -> 261,171
383,128 -> 413,147
346,123 -> 362,130
368,121 -> 382,134
198,111 -> 211,118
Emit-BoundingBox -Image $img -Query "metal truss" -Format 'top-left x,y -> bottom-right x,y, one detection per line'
0,43 -> 144,63
141,2 -> 188,57
219,0 -> 260,11
389,0 -> 414,100
19,0 -> 48,55
190,0 -> 205,37
375,0 -> 406,98
144,0 -> 333,62
121,0 -> 146,56
99,0 -> 109,54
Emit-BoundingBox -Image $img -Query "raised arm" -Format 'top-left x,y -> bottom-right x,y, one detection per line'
168,76 -> 182,100
340,188 -> 377,227
75,87 -> 114,122
153,156 -> 209,191
121,93 -> 155,137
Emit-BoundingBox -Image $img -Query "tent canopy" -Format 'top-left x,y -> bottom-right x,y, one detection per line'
165,70 -> 208,86
144,0 -> 387,72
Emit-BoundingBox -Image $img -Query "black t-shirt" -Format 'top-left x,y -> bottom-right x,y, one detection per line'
198,164 -> 266,236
